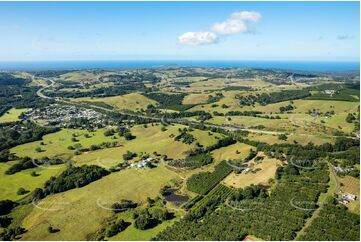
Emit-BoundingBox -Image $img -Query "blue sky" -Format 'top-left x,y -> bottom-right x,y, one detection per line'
0,1 -> 359,61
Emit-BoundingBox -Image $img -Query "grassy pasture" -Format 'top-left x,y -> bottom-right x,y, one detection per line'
188,90 -> 253,113
223,153 -> 282,189
211,142 -> 255,162
73,93 -> 158,111
0,161 -> 65,201
20,165 -> 177,240
208,116 -> 289,131
58,70 -> 109,83
182,93 -> 209,105
0,108 -> 27,123
73,124 -> 222,167
108,209 -> 184,241
11,129 -> 119,160
255,99 -> 359,114
247,133 -> 335,146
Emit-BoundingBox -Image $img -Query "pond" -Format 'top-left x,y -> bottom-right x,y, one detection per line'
164,188 -> 189,205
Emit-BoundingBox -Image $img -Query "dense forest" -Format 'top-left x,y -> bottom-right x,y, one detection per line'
299,200 -> 360,240
143,93 -> 195,111
236,89 -> 310,106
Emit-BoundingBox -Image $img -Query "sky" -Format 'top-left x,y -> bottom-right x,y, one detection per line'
0,1 -> 359,61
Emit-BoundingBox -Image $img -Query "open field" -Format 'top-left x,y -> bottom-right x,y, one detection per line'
108,209 -> 184,241
255,99 -> 359,114
73,124 -> 222,167
0,161 -> 65,201
11,128 -> 119,160
73,93 -> 158,111
188,90 -> 253,113
339,176 -> 360,214
20,165 -> 177,240
58,71 -> 110,83
247,133 -> 335,145
182,93 -> 209,105
0,108 -> 28,123
211,142 -> 255,162
208,116 -> 290,131
223,153 -> 282,189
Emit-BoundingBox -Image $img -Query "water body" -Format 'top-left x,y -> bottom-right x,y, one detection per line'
0,60 -> 359,71
164,188 -> 189,205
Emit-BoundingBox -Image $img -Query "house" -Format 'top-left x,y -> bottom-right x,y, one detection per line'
333,166 -> 345,173
337,199 -> 349,205
342,193 -> 356,201
324,90 -> 335,95
244,168 -> 251,174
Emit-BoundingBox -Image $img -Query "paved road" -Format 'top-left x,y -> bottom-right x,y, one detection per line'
36,78 -> 55,99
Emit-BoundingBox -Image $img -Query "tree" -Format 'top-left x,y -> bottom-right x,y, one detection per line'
134,213 -> 155,230
105,219 -> 128,237
0,200 -> 17,215
123,151 -> 137,161
47,226 -> 59,233
124,132 -> 135,140
278,134 -> 288,141
346,113 -> 356,123
16,187 -> 29,195
152,208 -> 171,221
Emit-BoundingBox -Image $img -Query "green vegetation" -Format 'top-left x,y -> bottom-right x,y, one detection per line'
299,200 -> 360,240
156,162 -> 330,240
0,108 -> 28,123
32,165 -> 110,199
144,93 -> 195,111
0,67 -> 359,241
186,161 -> 233,194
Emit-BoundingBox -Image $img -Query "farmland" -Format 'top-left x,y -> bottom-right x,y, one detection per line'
11,129 -> 119,160
0,108 -> 27,123
223,154 -> 282,189
73,93 -> 158,112
0,67 -> 359,241
20,166 -> 178,240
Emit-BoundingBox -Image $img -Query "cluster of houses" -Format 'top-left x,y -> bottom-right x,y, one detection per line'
333,165 -> 354,174
22,105 -> 108,128
129,157 -> 155,169
337,193 -> 357,205
4,123 -> 30,132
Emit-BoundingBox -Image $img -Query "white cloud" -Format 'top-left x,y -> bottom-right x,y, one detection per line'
212,11 -> 262,35
178,31 -> 218,45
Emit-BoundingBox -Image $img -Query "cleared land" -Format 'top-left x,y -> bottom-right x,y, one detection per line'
0,108 -> 28,123
223,153 -> 282,189
73,124 -> 222,167
254,99 -> 359,114
21,165 -> 177,240
108,209 -> 184,241
339,176 -> 360,214
247,133 -> 335,145
182,93 -> 209,105
211,142 -> 255,162
73,93 -> 158,111
0,161 -> 65,200
11,128 -> 119,160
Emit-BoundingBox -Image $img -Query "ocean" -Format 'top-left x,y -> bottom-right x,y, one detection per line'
0,60 -> 359,72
